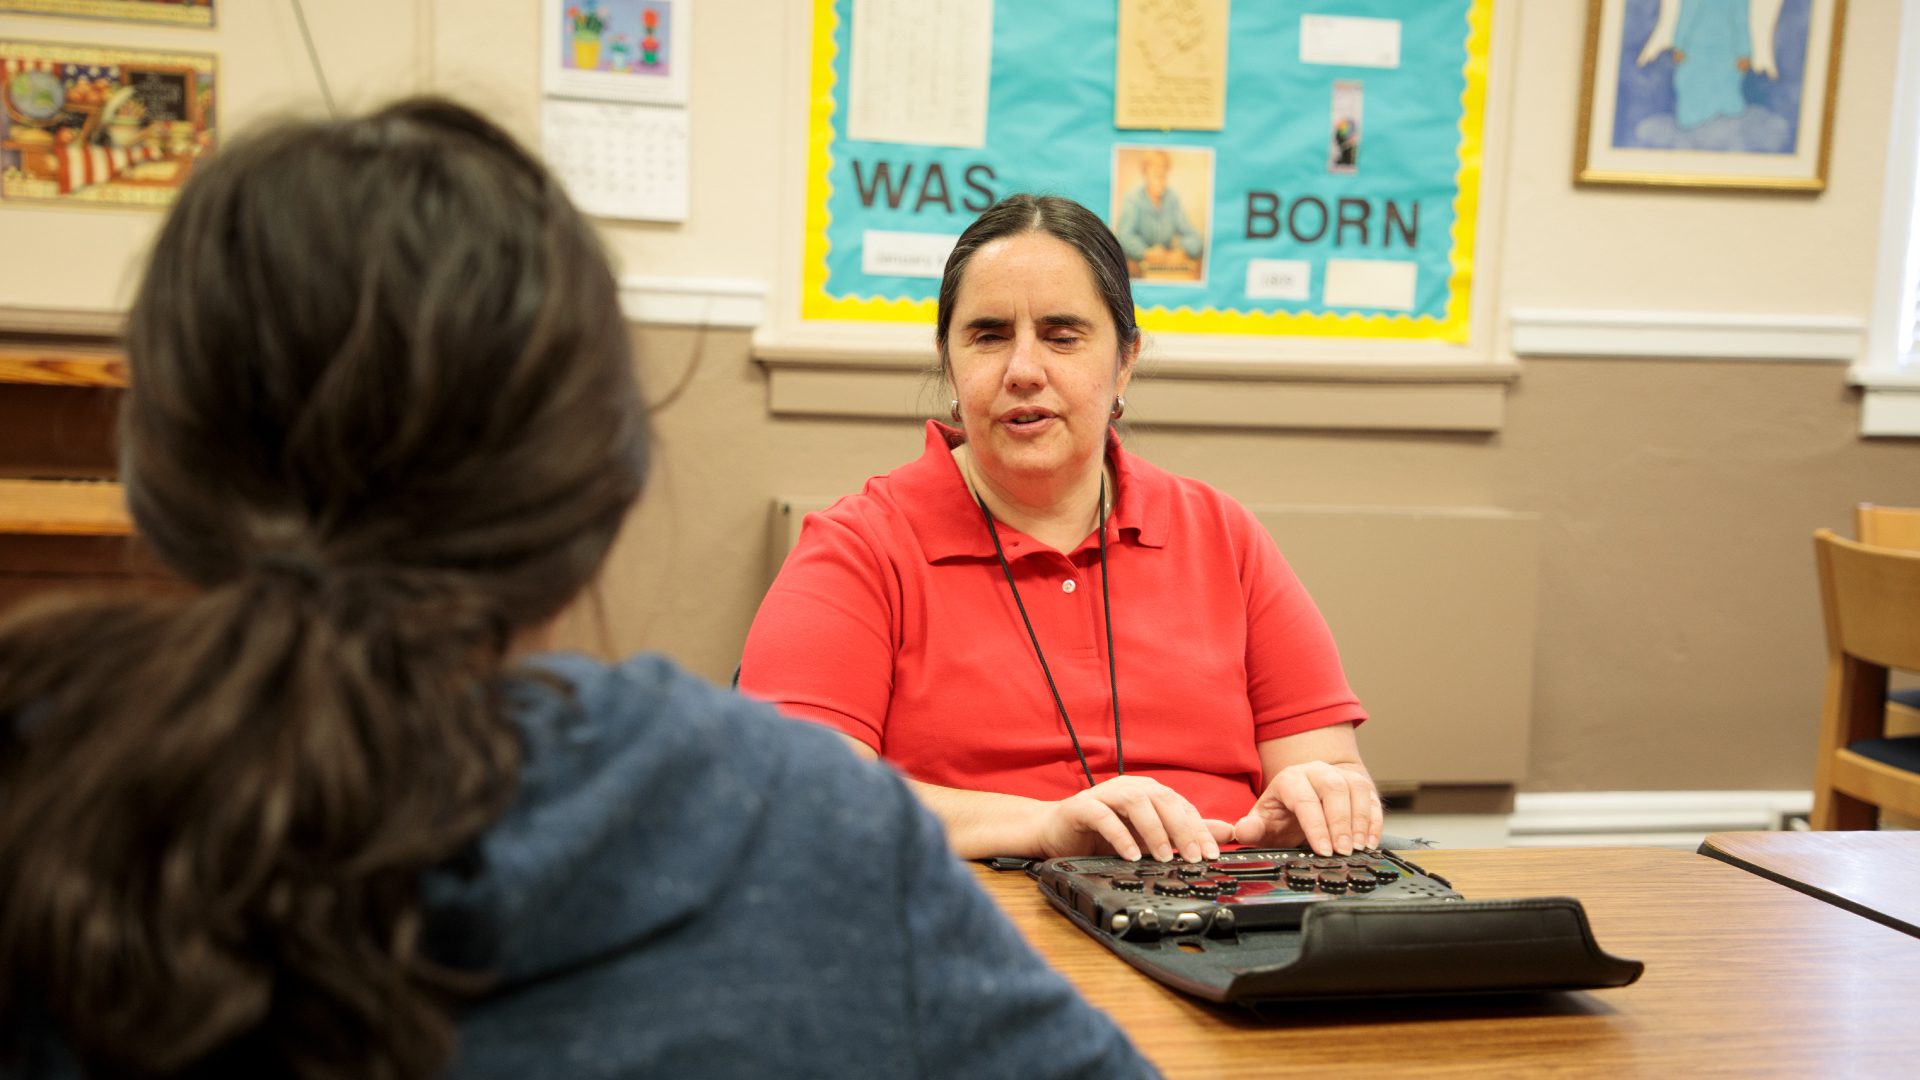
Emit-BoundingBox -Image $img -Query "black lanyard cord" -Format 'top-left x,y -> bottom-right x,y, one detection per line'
1099,497 -> 1124,776
973,474 -> 1123,789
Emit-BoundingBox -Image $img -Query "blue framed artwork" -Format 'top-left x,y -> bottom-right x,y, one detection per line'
1576,0 -> 1845,190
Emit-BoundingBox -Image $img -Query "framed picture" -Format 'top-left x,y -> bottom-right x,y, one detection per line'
540,0 -> 689,106
1109,144 -> 1214,288
0,1 -> 214,28
1,39 -> 217,208
1575,0 -> 1845,191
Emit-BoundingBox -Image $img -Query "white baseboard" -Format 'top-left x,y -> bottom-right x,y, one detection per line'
1507,790 -> 1812,849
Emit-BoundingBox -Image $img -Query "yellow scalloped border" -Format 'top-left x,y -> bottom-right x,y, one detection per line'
800,0 -> 936,323
801,0 -> 1491,341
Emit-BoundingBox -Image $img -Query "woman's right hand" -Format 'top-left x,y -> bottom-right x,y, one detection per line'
1036,776 -> 1230,863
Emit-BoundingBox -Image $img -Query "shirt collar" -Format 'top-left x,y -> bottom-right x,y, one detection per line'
898,419 -> 1169,563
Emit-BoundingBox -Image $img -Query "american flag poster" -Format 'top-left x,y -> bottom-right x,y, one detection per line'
1,40 -> 215,208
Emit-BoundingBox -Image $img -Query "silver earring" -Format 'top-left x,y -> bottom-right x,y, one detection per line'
950,399 -> 962,423
1111,397 -> 1126,421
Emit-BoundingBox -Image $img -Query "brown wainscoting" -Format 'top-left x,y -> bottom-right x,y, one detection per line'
0,308 -> 177,619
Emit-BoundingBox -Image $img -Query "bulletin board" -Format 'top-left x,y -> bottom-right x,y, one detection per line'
801,0 -> 1493,343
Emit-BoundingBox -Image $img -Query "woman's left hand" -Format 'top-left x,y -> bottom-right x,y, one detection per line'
1233,724 -> 1380,854
1232,756 -> 1381,856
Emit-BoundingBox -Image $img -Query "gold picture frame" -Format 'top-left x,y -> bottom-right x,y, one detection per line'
1575,0 -> 1845,191
0,1 -> 214,29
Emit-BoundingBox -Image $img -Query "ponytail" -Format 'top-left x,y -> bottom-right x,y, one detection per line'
0,564 -> 520,1076
0,96 -> 647,1077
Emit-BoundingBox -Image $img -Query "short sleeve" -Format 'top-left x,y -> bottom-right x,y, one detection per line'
1232,502 -> 1368,743
738,509 -> 898,751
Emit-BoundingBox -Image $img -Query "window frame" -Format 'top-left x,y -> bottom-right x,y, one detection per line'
1854,0 -> 1920,436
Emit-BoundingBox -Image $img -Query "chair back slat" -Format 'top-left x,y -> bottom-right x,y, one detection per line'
1857,504 -> 1920,552
1816,530 -> 1920,673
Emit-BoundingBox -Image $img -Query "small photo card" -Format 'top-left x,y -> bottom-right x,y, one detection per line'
1329,79 -> 1362,174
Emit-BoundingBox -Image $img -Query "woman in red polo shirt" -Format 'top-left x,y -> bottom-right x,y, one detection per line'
740,194 -> 1381,864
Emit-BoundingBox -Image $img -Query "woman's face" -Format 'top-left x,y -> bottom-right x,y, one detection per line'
946,232 -> 1135,497
1143,154 -> 1170,200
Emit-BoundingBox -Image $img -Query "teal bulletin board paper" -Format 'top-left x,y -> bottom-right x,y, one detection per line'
803,0 -> 1491,342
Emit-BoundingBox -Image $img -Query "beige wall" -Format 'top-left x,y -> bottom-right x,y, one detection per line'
4,1 -> 1917,792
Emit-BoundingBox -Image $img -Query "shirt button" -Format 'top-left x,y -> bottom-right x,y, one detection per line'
1062,579 -> 1077,593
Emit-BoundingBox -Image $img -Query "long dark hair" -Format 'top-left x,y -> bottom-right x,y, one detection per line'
0,98 -> 647,1077
934,193 -> 1141,365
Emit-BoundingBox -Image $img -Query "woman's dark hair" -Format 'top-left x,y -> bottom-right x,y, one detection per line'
934,193 -> 1141,366
0,98 -> 647,1077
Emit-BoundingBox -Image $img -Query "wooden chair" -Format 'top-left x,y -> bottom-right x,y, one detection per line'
1856,505 -> 1920,733
1858,503 -> 1920,552
1810,529 -> 1920,829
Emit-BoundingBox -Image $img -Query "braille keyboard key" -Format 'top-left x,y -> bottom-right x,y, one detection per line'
1214,859 -> 1276,875
1111,876 -> 1144,892
1187,879 -> 1221,897
1153,879 -> 1192,896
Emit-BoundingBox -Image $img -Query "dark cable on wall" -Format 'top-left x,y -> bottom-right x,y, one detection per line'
288,0 -> 337,117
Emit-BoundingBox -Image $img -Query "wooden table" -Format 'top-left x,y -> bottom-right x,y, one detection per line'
974,847 -> 1920,1078
1702,830 -> 1920,937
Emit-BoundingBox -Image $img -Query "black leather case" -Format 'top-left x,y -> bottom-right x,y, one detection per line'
1031,849 -> 1644,1003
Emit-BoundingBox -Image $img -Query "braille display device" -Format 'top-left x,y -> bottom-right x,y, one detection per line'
1029,848 -> 1644,1003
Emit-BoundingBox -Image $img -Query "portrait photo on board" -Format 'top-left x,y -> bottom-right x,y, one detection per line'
1109,144 -> 1212,286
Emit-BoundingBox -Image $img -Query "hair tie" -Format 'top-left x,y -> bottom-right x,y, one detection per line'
249,550 -> 326,587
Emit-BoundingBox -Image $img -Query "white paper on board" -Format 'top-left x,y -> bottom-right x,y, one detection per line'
848,0 -> 993,148
1323,259 -> 1417,310
1245,259 -> 1313,302
1299,15 -> 1402,69
861,230 -> 961,278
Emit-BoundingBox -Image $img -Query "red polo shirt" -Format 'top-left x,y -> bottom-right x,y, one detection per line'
739,421 -> 1367,822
